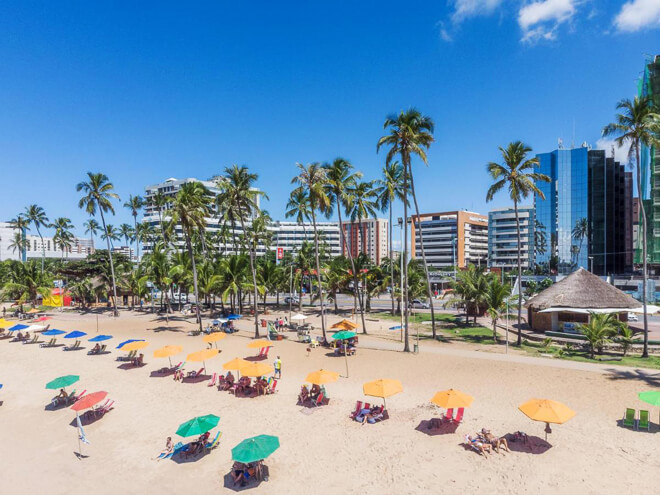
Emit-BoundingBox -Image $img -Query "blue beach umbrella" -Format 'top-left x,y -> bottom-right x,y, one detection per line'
227,314 -> 242,320
8,324 -> 29,332
389,326 -> 402,330
43,329 -> 66,336
64,331 -> 87,339
117,339 -> 144,349
89,335 -> 113,342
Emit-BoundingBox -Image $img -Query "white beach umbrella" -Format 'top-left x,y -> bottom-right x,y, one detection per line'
291,313 -> 307,321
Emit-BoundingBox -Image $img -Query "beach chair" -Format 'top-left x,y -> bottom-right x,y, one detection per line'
71,389 -> 87,403
40,338 -> 56,348
350,401 -> 363,418
444,408 -> 454,422
312,392 -> 324,407
268,379 -> 278,394
24,334 -> 39,345
205,431 -> 223,452
208,373 -> 217,387
639,410 -> 650,431
98,400 -> 115,416
64,340 -> 81,351
188,367 -> 204,378
453,408 -> 465,424
100,344 -> 107,353
623,408 -> 636,429
158,442 -> 184,460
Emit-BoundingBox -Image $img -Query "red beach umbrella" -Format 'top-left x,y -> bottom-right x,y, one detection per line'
71,391 -> 108,412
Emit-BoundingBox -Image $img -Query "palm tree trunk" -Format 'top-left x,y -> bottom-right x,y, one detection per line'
99,210 -> 119,317
310,210 -> 326,342
389,203 -> 395,316
357,217 -> 368,334
37,226 -> 45,273
240,219 -> 260,338
514,199 -> 523,346
133,214 -> 139,262
186,236 -> 203,333
337,207 -> 367,333
402,154 -> 410,352
407,163 -> 437,339
636,143 -> 649,358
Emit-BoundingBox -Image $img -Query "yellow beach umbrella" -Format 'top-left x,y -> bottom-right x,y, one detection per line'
331,319 -> 358,330
363,378 -> 403,408
247,339 -> 274,349
186,348 -> 220,371
122,340 -> 149,352
27,308 -> 41,314
223,357 -> 250,371
153,345 -> 183,367
203,333 -> 227,345
305,369 -> 339,385
430,389 -> 474,409
0,318 -> 12,329
239,361 -> 274,378
519,398 -> 576,440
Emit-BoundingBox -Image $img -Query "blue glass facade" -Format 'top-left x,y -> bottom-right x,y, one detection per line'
535,148 -> 589,273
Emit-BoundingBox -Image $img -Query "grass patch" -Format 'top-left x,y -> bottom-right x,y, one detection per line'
375,312 -> 496,345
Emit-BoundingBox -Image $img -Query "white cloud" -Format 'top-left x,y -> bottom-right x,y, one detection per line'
518,0 -> 578,42
450,0 -> 506,23
614,0 -> 660,32
595,137 -> 633,165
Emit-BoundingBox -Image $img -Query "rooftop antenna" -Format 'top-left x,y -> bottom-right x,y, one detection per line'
558,138 -> 564,149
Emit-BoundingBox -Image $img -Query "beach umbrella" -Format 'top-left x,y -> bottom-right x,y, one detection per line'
34,316 -> 51,322
43,329 -> 66,336
638,391 -> 660,425
430,389 -> 474,409
116,339 -> 144,349
154,345 -> 183,367
331,330 -> 356,340
203,333 -> 227,348
88,335 -> 113,342
64,331 -> 87,339
212,319 -> 228,325
71,391 -> 107,412
247,339 -> 274,349
8,324 -> 29,332
232,435 -> 280,464
290,313 -> 307,321
0,318 -> 12,328
331,319 -> 358,330
227,314 -> 242,320
223,358 -> 250,376
305,369 -> 339,385
389,325 -> 402,330
46,375 -> 79,390
27,308 -> 41,314
363,379 -> 403,408
122,341 -> 149,352
176,414 -> 220,437
519,399 -> 576,440
24,324 -> 46,332
186,349 -> 219,370
239,362 -> 274,378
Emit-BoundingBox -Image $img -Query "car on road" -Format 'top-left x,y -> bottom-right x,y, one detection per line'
409,299 -> 430,309
627,312 -> 639,322
284,296 -> 300,304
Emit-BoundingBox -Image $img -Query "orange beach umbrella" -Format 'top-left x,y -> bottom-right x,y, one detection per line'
204,333 -> 227,345
122,341 -> 149,352
519,398 -> 575,440
186,349 -> 220,369
153,345 -> 183,367
363,379 -> 403,408
239,361 -> 274,378
305,369 -> 339,385
430,389 -> 474,409
223,358 -> 249,371
247,339 -> 274,349
331,319 -> 359,331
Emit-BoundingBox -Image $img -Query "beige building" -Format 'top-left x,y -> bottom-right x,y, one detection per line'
342,218 -> 389,264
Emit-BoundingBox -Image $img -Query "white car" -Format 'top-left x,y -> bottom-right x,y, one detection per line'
409,299 -> 430,309
627,313 -> 639,322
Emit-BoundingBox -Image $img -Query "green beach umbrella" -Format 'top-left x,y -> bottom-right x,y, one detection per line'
638,391 -> 660,406
231,435 -> 280,464
176,414 -> 220,437
45,375 -> 79,390
331,331 -> 356,340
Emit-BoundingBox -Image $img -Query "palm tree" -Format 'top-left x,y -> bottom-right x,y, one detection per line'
571,217 -> 589,269
323,158 -> 367,332
216,165 -> 268,338
25,204 -> 49,273
579,313 -> 618,359
285,188 -> 312,233
291,163 -> 331,341
102,224 -> 120,246
377,108 -> 435,350
119,223 -> 135,256
375,161 -> 406,316
484,277 -> 511,342
8,231 -> 27,257
486,141 -> 550,346
51,217 -> 74,259
603,96 -> 660,358
123,195 -> 144,260
9,215 -> 29,262
84,218 -> 100,249
77,172 -> 121,316
170,181 -> 213,332
151,191 -> 171,244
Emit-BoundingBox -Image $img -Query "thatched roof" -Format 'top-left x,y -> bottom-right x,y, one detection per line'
525,268 -> 641,311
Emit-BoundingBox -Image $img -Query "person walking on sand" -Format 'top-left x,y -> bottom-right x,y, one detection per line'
274,356 -> 282,379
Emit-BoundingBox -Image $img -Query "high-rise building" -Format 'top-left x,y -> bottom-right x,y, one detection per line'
0,222 -> 24,261
636,55 -> 660,267
271,221 -> 341,257
341,218 -> 388,264
410,211 -> 488,269
25,235 -> 93,260
535,145 -> 632,275
488,206 -> 534,270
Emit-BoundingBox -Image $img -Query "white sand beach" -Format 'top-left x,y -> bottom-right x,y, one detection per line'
0,310 -> 658,494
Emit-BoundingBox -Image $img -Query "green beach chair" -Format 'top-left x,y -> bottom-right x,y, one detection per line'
623,408 -> 636,429
638,410 -> 650,431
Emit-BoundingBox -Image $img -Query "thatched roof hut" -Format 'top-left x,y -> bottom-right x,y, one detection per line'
525,268 -> 641,332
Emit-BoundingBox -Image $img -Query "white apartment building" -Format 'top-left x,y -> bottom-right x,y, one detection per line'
271,221 -> 341,257
342,218 -> 389,264
112,245 -> 135,260
25,235 -> 94,260
411,211 -> 488,269
0,222 -> 23,261
488,206 -> 535,269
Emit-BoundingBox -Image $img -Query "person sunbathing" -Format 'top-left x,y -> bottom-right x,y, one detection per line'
465,434 -> 492,458
222,372 -> 235,390
298,385 -> 309,404
53,388 -> 68,406
255,377 -> 268,395
480,428 -> 510,453
231,461 -> 248,486
91,343 -> 101,354
23,331 -> 30,342
133,353 -> 144,367
310,384 -> 321,401
158,437 -> 174,459
15,331 -> 24,341
355,407 -> 372,424
187,432 -> 210,457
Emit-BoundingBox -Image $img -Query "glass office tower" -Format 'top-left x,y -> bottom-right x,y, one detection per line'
535,147 -> 589,274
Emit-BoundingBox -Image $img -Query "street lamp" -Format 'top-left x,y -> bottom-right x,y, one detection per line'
397,217 -> 404,342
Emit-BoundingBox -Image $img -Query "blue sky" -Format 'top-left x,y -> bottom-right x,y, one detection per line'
0,1 -> 659,242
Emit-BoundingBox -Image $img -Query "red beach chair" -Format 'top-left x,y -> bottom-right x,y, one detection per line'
208,373 -> 217,387
350,401 -> 363,418
444,408 -> 454,422
453,408 -> 464,424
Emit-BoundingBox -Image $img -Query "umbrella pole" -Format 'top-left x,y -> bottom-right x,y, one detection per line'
169,357 -> 172,368
344,346 -> 349,378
